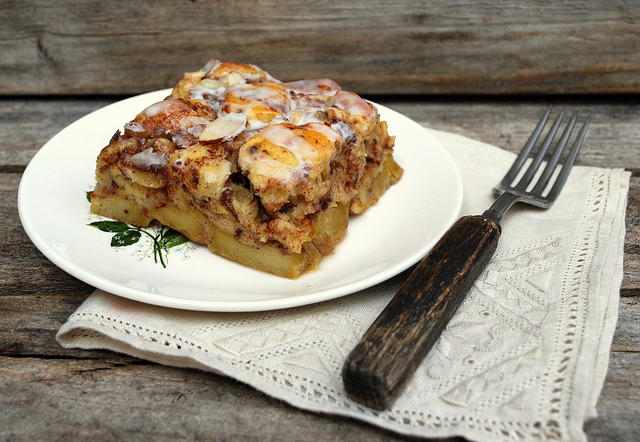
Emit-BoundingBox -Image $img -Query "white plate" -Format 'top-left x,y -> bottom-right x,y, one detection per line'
18,89 -> 462,312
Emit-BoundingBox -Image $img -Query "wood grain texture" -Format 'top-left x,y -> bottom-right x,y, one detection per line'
7,294 -> 640,361
344,216 -> 500,409
1,354 -> 638,442
0,98 -> 638,440
1,1 -> 639,95
0,299 -> 638,441
0,356 -> 417,442
0,98 -> 113,167
0,173 -> 94,297
583,351 -> 640,442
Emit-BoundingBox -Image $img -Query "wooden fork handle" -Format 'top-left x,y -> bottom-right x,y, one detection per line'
342,215 -> 501,410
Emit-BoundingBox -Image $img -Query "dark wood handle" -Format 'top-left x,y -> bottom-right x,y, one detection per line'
342,215 -> 501,410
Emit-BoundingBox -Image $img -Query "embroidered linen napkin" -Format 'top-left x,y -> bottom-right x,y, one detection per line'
57,129 -> 630,442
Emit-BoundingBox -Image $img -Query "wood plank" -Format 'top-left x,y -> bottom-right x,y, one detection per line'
625,180 -> 640,292
1,293 -> 639,440
0,356 -> 414,442
0,98 -> 113,167
2,291 -> 637,362
583,352 -> 640,442
0,352 -> 636,441
1,294 -> 637,439
1,1 -> 639,95
0,294 -> 107,359
612,297 -> 640,352
0,173 -> 94,297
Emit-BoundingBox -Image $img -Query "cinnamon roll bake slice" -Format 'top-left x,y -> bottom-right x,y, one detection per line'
90,60 -> 403,278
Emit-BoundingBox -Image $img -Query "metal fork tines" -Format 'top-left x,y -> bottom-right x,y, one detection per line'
483,108 -> 590,222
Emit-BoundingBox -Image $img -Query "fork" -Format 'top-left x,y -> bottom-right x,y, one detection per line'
342,108 -> 590,410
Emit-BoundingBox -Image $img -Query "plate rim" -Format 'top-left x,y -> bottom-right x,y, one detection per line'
18,90 -> 463,312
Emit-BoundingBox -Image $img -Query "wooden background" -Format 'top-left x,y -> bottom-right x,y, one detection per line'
1,0 -> 639,95
1,1 -> 640,441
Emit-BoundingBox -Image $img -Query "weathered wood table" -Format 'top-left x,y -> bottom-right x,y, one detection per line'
1,98 -> 638,441
2,1 -> 639,440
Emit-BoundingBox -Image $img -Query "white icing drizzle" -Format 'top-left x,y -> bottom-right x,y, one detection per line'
331,91 -> 377,119
139,101 -> 212,148
217,84 -> 292,133
239,71 -> 261,82
330,121 -> 354,142
287,80 -> 340,110
124,121 -> 145,133
261,125 -> 317,164
141,64 -> 379,182
289,108 -> 323,126
189,83 -> 226,101
203,160 -> 231,183
285,78 -> 341,96
225,84 -> 291,113
180,116 -> 211,136
239,150 -> 293,182
226,72 -> 246,86
200,59 -> 221,76
129,148 -> 167,168
267,114 -> 288,125
239,125 -> 320,183
200,113 -> 247,141
246,118 -> 269,131
143,99 -> 181,117
171,134 -> 192,149
305,122 -> 341,145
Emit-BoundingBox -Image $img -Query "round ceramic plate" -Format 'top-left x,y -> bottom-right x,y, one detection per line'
18,89 -> 462,312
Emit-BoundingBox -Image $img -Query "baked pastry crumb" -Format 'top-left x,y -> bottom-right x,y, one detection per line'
91,60 -> 403,278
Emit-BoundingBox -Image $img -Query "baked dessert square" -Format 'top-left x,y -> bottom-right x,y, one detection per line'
90,60 -> 403,278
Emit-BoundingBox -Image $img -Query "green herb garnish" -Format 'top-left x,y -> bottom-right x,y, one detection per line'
88,221 -> 189,268
111,229 -> 141,247
89,220 -> 129,232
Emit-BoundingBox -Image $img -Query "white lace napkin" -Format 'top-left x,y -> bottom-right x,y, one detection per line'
57,129 -> 630,442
